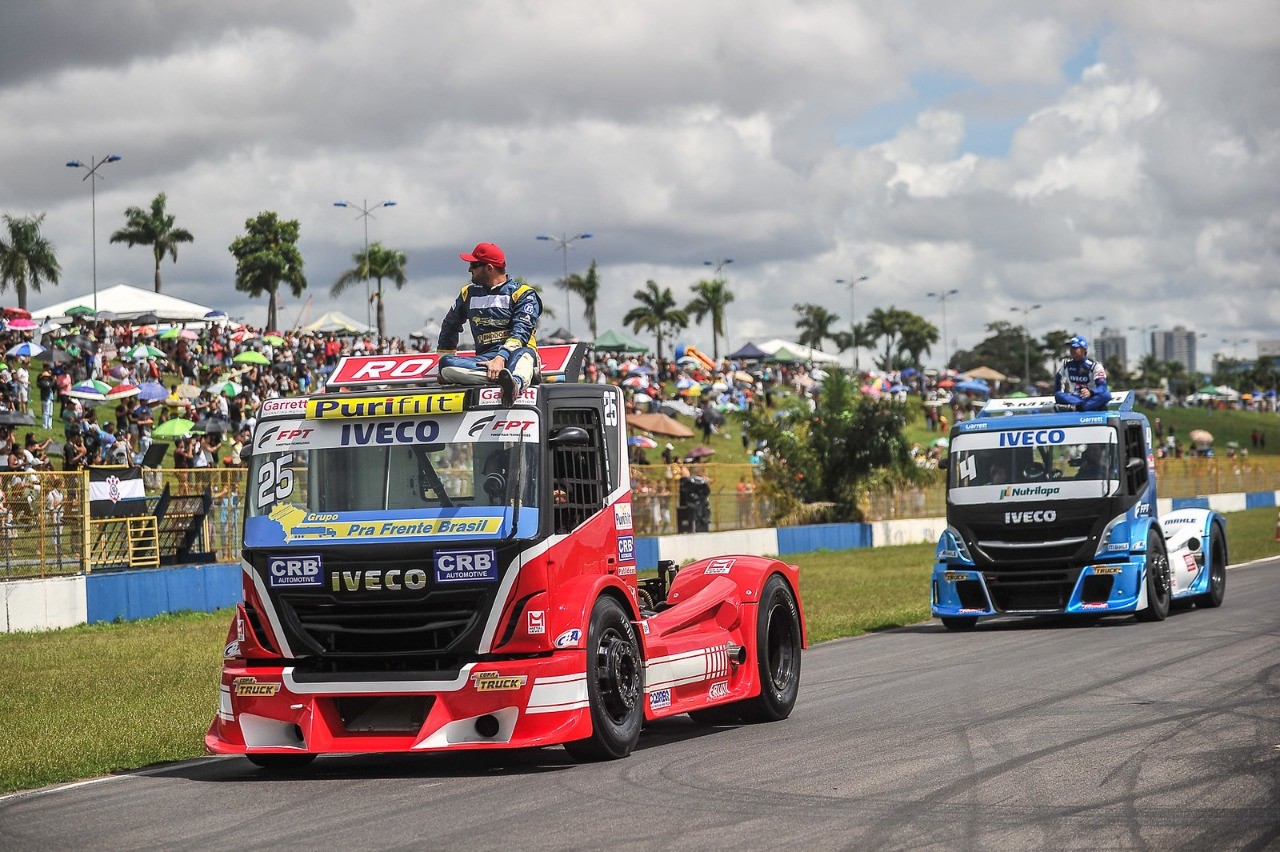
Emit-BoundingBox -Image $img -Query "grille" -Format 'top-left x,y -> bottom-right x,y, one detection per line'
984,567 -> 1083,612
280,592 -> 483,657
966,513 -> 1101,568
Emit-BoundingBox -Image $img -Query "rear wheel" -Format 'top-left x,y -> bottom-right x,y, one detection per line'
245,753 -> 316,772
941,616 -> 978,631
1196,529 -> 1227,608
564,596 -> 643,762
1135,530 -> 1171,622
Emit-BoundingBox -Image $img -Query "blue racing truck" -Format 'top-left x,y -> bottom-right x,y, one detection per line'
932,392 -> 1228,629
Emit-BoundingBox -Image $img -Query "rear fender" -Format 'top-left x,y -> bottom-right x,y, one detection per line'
667,555 -> 806,648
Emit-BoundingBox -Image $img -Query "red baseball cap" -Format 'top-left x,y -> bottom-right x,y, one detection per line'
460,242 -> 506,266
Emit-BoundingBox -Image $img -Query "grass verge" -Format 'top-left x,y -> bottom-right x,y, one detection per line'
1,506 -> 1277,794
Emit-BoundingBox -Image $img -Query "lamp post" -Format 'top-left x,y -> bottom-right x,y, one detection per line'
536,232 -> 592,335
927,289 -> 959,371
334,199 -> 397,333
1010,303 -> 1042,392
1221,337 -> 1249,361
1128,323 -> 1158,363
1073,314 -> 1105,342
703,258 -> 733,352
836,274 -> 869,372
65,154 -> 122,313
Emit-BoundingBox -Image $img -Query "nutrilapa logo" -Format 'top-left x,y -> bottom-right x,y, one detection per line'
999,485 -> 1061,500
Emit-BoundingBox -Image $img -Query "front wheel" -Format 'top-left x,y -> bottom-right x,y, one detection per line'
1135,530 -> 1171,622
564,595 -> 643,762
1196,529 -> 1227,608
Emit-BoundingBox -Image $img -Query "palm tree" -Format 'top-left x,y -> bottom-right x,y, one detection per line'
686,278 -> 735,361
331,241 -> 407,339
623,280 -> 688,361
0,213 -> 61,311
793,303 -> 840,351
228,211 -> 306,332
108,192 -> 194,294
556,260 -> 602,339
863,306 -> 916,370
896,314 -> 939,374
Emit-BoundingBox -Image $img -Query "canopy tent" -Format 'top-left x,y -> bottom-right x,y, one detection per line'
756,338 -> 842,364
765,346 -> 806,363
541,327 -> 586,344
626,412 -> 694,438
728,341 -> 771,360
592,329 -> 648,353
31,283 -> 217,323
962,365 -> 1007,382
299,310 -> 373,335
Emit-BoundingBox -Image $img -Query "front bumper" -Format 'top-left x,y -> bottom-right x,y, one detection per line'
931,559 -> 1145,618
206,653 -> 590,755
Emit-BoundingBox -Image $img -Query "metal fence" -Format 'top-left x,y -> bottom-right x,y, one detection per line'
4,456 -> 1278,581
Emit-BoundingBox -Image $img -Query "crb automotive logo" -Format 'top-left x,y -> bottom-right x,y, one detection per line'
233,677 -> 281,697
471,671 -> 528,692
329,568 -> 429,592
256,424 -> 317,449
616,535 -> 635,563
997,429 -> 1066,446
339,420 -> 441,446
649,688 -> 671,710
466,414 -> 537,439
267,554 -> 323,587
998,485 -> 1061,500
434,549 -> 498,583
1004,510 -> 1058,524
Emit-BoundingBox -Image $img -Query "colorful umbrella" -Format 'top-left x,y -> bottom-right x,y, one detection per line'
69,379 -> 111,396
206,380 -> 243,397
107,365 -> 130,379
5,341 -> 44,357
1189,429 -> 1213,444
627,435 -> 659,449
136,382 -> 169,402
65,305 -> 95,317
159,327 -> 181,340
7,318 -> 38,331
178,328 -> 200,340
134,325 -> 159,337
204,310 -> 228,321
106,383 -> 141,400
124,343 -> 165,360
262,335 -> 286,346
685,445 -> 716,459
175,384 -> 203,400
152,418 -> 196,438
233,350 -> 271,365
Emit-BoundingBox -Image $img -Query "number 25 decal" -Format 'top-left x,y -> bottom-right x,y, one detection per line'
257,457 -> 294,507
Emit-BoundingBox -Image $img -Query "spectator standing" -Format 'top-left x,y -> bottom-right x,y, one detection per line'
37,365 -> 55,429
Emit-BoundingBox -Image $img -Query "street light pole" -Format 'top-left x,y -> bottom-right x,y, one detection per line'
836,275 -> 868,372
1128,323 -> 1158,364
927,289 -> 959,371
703,258 -> 733,354
536,231 -> 592,335
65,154 -> 122,313
1010,303 -> 1042,392
1072,314 -> 1105,342
334,198 -> 397,334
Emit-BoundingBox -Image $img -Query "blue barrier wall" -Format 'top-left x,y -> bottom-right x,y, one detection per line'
86,563 -> 241,625
1245,491 -> 1277,509
777,523 -> 872,555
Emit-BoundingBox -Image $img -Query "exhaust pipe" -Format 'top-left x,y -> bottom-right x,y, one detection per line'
727,644 -> 746,668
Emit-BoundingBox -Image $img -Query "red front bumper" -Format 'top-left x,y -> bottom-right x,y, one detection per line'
206,654 -> 591,756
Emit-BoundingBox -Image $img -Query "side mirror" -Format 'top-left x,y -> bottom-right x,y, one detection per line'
549,426 -> 591,447
1126,456 -> 1144,470
938,456 -> 949,471
240,445 -> 253,463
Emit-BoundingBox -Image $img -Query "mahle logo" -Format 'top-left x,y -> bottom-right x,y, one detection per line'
999,485 -> 1061,500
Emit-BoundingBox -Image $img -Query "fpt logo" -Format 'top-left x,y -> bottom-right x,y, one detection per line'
268,554 -> 323,587
434,549 -> 498,583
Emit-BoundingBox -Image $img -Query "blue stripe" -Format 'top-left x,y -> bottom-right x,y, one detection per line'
1171,497 -> 1210,510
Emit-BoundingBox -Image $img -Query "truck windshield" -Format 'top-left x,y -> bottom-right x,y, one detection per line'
947,424 -> 1119,504
246,440 -> 539,518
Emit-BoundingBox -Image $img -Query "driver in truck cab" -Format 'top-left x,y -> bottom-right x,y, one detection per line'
437,242 -> 542,407
1054,335 -> 1112,412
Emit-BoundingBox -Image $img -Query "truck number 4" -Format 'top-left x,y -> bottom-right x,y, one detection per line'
257,457 -> 295,507
958,455 -> 977,483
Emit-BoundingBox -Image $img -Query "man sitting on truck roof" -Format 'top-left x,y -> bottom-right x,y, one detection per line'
1054,335 -> 1112,412
437,242 -> 542,407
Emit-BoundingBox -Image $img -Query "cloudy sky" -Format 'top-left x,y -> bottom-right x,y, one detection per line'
1,0 -> 1276,372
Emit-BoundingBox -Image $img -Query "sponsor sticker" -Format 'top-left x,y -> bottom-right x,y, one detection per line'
616,535 -> 635,563
330,567 -> 430,592
554,628 -> 582,648
1091,565 -> 1122,575
307,392 -> 465,420
998,485 -> 1061,500
943,571 -> 967,582
223,640 -> 241,658
259,396 -> 310,418
233,677 -> 281,697
472,671 -> 528,692
708,681 -> 730,700
527,610 -> 546,635
649,688 -> 671,710
267,553 -> 323,587
614,502 -> 633,531
704,558 -> 734,575
477,386 -> 537,406
1183,552 -> 1197,572
1081,602 -> 1109,609
434,548 -> 499,583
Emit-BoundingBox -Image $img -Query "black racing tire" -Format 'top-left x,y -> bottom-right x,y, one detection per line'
1196,529 -> 1227,608
245,753 -> 316,772
564,596 -> 643,762
940,616 -> 979,631
738,574 -> 802,723
1135,529 -> 1171,622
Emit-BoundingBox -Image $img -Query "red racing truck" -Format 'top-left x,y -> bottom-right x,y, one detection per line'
207,345 -> 805,767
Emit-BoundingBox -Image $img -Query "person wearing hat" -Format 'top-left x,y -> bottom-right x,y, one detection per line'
436,242 -> 542,407
1054,335 -> 1112,412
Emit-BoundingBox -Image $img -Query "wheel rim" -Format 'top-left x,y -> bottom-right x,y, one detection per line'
1211,544 -> 1226,596
764,600 -> 798,692
594,626 -> 639,724
1151,549 -> 1171,604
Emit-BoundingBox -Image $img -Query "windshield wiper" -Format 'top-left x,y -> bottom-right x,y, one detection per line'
414,447 -> 454,507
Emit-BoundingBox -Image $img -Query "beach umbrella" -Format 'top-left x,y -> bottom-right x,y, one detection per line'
632,392 -> 653,405
262,334 -> 286,346
106,383 -> 141,400
179,328 -> 199,340
628,436 -> 659,449
65,305 -> 95,317
134,325 -> 159,337
233,350 -> 271,365
0,411 -> 35,426
621,376 -> 648,389
152,418 -> 196,439
107,364 -> 130,379
6,341 -> 44,357
1189,429 -> 1213,444
39,321 -> 62,335
159,327 -> 181,339
34,348 -> 72,364
193,415 -> 232,435
206,380 -> 243,397
69,379 -> 111,396
204,310 -> 228,321
136,382 -> 168,402
175,384 -> 203,400
685,445 -> 716,459
124,343 -> 165,360
933,437 -> 950,448
7,318 -> 38,331
230,330 -> 257,344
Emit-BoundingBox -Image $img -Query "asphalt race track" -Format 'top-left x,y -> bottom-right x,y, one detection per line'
3,559 -> 1277,850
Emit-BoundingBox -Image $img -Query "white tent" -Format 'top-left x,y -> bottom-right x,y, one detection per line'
30,283 -> 217,323
756,338 -> 843,364
300,310 -> 373,335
